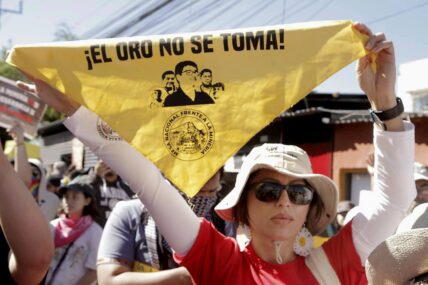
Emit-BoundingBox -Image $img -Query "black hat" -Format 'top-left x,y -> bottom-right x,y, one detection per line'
47,174 -> 62,187
59,175 -> 94,198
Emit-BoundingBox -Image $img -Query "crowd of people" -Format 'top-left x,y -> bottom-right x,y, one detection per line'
1,22 -> 427,284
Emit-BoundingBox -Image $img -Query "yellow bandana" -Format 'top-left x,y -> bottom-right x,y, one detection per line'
7,20 -> 367,196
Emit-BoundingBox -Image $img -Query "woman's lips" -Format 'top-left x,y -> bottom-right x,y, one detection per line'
271,213 -> 294,224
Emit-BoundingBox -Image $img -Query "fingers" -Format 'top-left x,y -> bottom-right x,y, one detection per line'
371,40 -> 393,54
365,33 -> 393,54
366,33 -> 385,50
353,22 -> 373,37
359,28 -> 395,56
356,55 -> 372,75
354,22 -> 394,54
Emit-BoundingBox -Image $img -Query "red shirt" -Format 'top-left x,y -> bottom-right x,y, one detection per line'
175,219 -> 367,285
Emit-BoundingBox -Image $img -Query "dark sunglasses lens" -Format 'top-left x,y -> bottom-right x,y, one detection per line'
255,183 -> 282,202
287,185 -> 313,205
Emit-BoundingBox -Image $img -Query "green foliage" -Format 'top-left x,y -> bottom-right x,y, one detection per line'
44,106 -> 66,122
0,23 -> 79,125
0,45 -> 25,81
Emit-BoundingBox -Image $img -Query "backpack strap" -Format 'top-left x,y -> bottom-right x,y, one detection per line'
45,241 -> 75,285
305,247 -> 341,285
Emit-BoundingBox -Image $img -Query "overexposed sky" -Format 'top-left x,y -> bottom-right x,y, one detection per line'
1,0 -> 427,94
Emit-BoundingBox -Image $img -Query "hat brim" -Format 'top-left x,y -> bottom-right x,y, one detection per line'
215,163 -> 338,235
366,229 -> 428,284
58,184 -> 92,198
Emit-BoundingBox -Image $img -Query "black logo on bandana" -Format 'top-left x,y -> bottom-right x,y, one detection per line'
96,118 -> 122,141
163,109 -> 215,160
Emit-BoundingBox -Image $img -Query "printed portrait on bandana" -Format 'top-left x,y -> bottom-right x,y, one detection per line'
149,60 -> 224,108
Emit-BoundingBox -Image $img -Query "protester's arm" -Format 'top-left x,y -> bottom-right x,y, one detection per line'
16,78 -> 200,256
8,122 -> 32,187
97,201 -> 193,285
350,23 -> 416,264
0,143 -> 54,284
98,265 -> 192,285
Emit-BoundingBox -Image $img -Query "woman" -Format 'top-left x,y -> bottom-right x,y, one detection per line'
44,177 -> 102,285
8,122 -> 60,221
19,23 -> 416,284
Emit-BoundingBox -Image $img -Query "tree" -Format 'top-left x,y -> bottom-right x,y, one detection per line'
0,43 -> 25,82
0,22 -> 79,123
54,22 -> 79,42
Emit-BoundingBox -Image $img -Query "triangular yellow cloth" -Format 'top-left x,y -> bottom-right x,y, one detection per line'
7,20 -> 367,196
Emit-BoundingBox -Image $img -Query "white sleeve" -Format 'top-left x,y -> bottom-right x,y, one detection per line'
64,106 -> 200,255
352,122 -> 416,265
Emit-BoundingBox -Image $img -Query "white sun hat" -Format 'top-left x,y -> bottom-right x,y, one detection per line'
215,143 -> 338,235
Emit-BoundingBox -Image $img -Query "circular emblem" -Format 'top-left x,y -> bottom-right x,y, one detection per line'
96,118 -> 122,141
163,109 -> 215,161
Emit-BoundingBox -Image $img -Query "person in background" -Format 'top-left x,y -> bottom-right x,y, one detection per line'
8,122 -> 60,220
30,159 -> 62,221
82,159 -> 134,227
7,122 -> 32,185
411,162 -> 428,211
47,174 -> 62,197
44,176 -> 102,285
334,200 -> 355,232
51,160 -> 68,177
397,202 -> 428,234
97,170 -> 234,285
0,139 -> 54,284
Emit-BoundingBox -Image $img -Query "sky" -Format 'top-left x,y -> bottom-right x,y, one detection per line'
0,0 -> 427,94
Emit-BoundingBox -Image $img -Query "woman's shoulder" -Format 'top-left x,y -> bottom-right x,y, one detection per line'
112,199 -> 144,216
88,220 -> 103,234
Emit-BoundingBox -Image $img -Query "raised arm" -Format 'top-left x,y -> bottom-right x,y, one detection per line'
7,122 -> 32,187
351,23 -> 416,264
0,142 -> 54,284
16,78 -> 200,256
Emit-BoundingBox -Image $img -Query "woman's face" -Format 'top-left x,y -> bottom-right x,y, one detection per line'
62,190 -> 90,218
246,169 -> 310,241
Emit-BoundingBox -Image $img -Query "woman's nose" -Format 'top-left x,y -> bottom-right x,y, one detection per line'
276,189 -> 291,208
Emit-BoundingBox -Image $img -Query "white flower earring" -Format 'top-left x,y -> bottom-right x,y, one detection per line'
237,223 -> 252,251
293,224 -> 313,257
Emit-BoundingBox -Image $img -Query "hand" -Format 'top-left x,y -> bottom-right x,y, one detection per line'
7,122 -> 24,144
16,72 -> 80,116
354,23 -> 396,111
95,161 -> 111,178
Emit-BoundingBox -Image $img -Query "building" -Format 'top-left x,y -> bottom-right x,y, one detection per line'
398,58 -> 428,112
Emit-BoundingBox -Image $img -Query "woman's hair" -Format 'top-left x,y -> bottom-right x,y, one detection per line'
60,190 -> 100,219
233,180 -> 251,225
233,172 -> 325,229
81,193 -> 100,219
306,181 -> 325,230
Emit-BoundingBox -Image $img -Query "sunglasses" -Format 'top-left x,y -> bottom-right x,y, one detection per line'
251,181 -> 314,205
